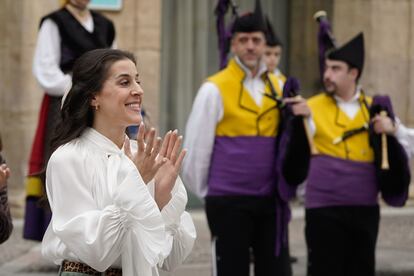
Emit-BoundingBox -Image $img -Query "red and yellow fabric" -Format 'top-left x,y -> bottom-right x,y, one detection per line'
24,94 -> 52,241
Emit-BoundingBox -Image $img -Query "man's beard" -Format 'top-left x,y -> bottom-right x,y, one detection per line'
324,81 -> 337,94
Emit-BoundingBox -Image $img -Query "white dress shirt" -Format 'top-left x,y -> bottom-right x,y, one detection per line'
395,120 -> 414,159
182,57 -> 268,198
272,68 -> 285,87
42,128 -> 196,276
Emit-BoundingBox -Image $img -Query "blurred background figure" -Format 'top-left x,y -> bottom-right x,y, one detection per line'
0,133 -> 13,244
304,11 -> 411,276
23,0 -> 116,241
264,16 -> 285,82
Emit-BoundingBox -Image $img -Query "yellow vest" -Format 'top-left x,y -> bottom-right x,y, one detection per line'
208,59 -> 283,137
308,93 -> 374,162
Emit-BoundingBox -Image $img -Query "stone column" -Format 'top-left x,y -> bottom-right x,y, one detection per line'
332,0 -> 413,123
0,0 -> 60,217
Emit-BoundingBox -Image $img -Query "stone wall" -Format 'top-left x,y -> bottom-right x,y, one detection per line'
332,0 -> 414,125
0,0 -> 161,217
0,0 -> 59,217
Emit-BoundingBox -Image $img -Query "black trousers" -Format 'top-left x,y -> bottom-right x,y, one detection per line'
206,196 -> 292,276
305,205 -> 380,276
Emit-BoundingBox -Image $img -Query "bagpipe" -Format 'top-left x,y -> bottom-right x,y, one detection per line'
369,96 -> 410,199
271,77 -> 313,187
215,0 -> 239,69
313,10 -> 336,82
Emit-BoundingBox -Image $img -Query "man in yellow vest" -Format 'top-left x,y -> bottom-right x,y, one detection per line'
305,32 -> 411,276
183,1 -> 309,275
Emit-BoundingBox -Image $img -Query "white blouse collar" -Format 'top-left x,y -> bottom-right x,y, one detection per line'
82,128 -> 125,155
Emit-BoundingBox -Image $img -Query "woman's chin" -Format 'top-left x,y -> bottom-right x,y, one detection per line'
129,116 -> 142,126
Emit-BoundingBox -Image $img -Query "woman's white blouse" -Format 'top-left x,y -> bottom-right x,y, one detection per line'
42,128 -> 196,276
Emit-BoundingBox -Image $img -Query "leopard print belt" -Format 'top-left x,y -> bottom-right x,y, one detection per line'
61,260 -> 122,276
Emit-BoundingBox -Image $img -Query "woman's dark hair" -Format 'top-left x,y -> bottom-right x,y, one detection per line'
51,49 -> 136,151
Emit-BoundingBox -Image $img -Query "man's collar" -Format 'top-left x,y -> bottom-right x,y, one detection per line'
334,86 -> 362,103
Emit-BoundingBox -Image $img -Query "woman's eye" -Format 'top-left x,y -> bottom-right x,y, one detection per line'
135,80 -> 141,85
120,80 -> 129,86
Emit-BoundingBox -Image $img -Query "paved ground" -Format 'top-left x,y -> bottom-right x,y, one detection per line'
1,203 -> 414,276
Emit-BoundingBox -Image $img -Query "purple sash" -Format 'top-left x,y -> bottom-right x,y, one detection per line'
306,155 -> 379,208
207,136 -> 277,196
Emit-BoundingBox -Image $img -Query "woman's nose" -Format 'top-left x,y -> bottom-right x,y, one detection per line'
131,83 -> 144,95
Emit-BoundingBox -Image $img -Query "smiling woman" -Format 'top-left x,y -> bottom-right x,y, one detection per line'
90,58 -> 144,146
42,49 -> 196,276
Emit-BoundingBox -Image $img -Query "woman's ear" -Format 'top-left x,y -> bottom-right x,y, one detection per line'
90,95 -> 99,109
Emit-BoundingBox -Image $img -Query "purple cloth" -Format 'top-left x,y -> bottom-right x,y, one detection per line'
282,77 -> 300,98
316,17 -> 336,82
369,95 -> 410,206
276,76 -> 310,201
275,199 -> 291,256
370,95 -> 395,119
215,0 -> 237,69
275,128 -> 303,202
207,136 -> 277,196
382,191 -> 408,207
23,197 -> 51,241
306,155 -> 379,209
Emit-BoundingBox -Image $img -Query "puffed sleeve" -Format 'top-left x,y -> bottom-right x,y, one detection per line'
153,177 -> 196,271
43,145 -> 169,275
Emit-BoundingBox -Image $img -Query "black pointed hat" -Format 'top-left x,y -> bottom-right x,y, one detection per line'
232,0 -> 266,33
265,16 -> 282,47
327,32 -> 364,76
